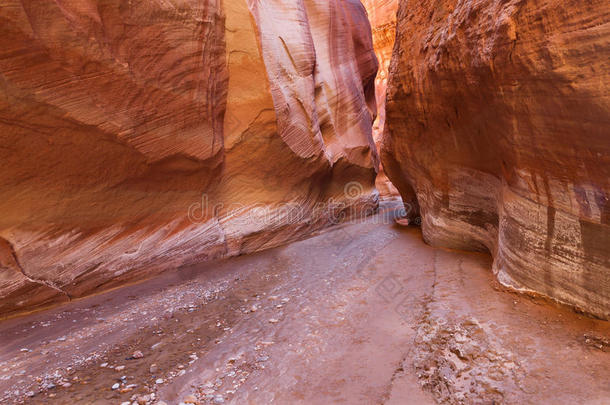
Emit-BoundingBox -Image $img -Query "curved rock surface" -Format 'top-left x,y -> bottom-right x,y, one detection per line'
0,0 -> 378,317
362,0 -> 401,199
382,0 -> 610,318
362,0 -> 397,141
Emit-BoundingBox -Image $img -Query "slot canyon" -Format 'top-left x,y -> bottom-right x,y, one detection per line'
0,0 -> 608,404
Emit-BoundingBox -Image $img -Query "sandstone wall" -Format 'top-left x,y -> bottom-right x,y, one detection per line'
0,0 -> 378,317
361,0 -> 401,199
361,0 -> 397,140
382,0 -> 610,318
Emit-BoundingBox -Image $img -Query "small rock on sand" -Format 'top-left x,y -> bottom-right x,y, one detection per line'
394,217 -> 410,226
136,395 -> 151,404
183,394 -> 198,404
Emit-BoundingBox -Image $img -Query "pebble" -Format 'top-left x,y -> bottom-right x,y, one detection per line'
111,383 -> 120,390
42,382 -> 56,390
136,395 -> 151,404
268,318 -> 279,324
20,348 -> 29,352
26,391 -> 35,397
155,378 -> 164,384
62,383 -> 72,388
183,394 -> 198,404
100,362 -> 108,367
132,350 -> 144,359
149,364 -> 159,374
115,365 -> 126,372
213,396 -> 225,404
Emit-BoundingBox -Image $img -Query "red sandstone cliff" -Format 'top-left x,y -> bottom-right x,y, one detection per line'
0,0 -> 379,317
382,0 -> 610,318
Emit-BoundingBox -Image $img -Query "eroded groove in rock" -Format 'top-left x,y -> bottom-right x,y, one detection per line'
382,0 -> 610,319
0,0 -> 379,317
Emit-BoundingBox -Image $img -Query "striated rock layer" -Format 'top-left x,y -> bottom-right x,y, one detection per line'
361,0 -> 401,199
0,0 -> 379,317
361,0 -> 397,141
383,0 -> 610,318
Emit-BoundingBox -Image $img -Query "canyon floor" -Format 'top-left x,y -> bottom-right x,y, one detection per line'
0,201 -> 608,405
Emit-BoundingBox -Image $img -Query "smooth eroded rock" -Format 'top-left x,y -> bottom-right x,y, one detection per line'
382,0 -> 610,318
0,0 -> 378,317
362,0 -> 401,199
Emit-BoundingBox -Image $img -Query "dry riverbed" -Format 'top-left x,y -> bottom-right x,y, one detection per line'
1,201 -> 608,404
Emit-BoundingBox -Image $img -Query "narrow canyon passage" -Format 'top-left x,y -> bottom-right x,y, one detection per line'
0,0 -> 608,404
1,202 -> 608,404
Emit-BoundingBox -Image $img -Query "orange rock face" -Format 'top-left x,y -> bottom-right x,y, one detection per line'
361,0 -> 397,140
0,0 -> 378,316
361,0 -> 401,199
383,0 -> 609,318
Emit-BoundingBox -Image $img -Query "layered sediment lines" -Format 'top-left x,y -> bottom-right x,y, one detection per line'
382,0 -> 610,318
0,0 -> 379,316
362,0 -> 400,198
